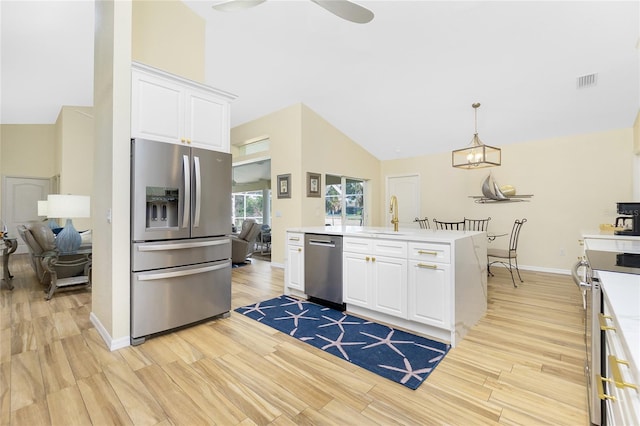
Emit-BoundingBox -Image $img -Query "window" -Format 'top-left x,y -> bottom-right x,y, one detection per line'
325,175 -> 365,226
232,158 -> 271,231
233,190 -> 266,229
237,137 -> 270,156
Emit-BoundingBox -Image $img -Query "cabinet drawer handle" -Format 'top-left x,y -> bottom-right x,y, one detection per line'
417,263 -> 437,269
599,313 -> 616,331
289,237 -> 300,241
372,257 -> 376,262
417,250 -> 438,256
596,375 -> 616,401
298,248 -> 301,252
181,138 -> 186,143
365,256 -> 370,262
187,139 -> 191,144
609,355 -> 639,390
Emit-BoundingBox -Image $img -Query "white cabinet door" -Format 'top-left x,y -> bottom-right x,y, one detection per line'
185,90 -> 229,152
343,251 -> 372,308
372,255 -> 407,318
285,233 -> 304,292
131,70 -> 184,143
408,260 -> 451,329
286,244 -> 304,291
131,65 -> 232,152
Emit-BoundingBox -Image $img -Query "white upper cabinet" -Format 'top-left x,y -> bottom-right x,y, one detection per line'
131,62 -> 236,152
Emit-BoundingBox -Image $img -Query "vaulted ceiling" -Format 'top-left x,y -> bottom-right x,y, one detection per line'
2,1 -> 638,161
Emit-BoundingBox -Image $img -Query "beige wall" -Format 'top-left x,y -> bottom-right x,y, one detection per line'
0,124 -> 57,217
92,0 -> 132,345
382,128 -> 634,272
231,104 -> 303,265
301,105 -> 381,227
132,0 -> 205,83
54,106 -> 94,230
634,111 -> 640,200
634,110 -> 639,154
0,117 -> 94,224
0,124 -> 57,178
230,103 -> 382,265
231,102 -> 635,273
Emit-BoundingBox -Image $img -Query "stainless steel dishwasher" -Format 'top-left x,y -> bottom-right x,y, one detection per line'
304,233 -> 344,310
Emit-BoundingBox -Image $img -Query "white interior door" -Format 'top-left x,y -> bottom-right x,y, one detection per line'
386,174 -> 420,229
2,176 -> 52,254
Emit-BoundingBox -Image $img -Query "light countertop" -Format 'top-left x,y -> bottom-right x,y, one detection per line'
596,270 -> 640,376
287,226 -> 485,243
583,231 -> 640,253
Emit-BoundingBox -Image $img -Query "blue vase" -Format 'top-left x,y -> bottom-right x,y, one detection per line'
56,218 -> 82,253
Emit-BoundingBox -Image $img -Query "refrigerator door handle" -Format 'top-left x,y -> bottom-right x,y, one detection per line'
182,154 -> 190,228
137,239 -> 230,252
137,261 -> 231,281
194,155 -> 201,228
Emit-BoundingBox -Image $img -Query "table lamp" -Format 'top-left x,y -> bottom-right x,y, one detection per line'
46,194 -> 90,252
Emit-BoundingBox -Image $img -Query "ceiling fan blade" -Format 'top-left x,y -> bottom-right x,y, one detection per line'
310,0 -> 374,24
212,0 -> 266,12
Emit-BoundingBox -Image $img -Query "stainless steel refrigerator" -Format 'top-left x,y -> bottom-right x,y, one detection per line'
130,138 -> 232,345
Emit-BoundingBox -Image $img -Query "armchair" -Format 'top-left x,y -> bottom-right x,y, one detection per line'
17,222 -> 91,300
231,220 -> 262,264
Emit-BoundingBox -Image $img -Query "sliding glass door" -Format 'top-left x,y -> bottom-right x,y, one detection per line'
325,175 -> 365,226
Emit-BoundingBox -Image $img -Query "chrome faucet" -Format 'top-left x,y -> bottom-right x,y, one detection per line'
389,195 -> 399,232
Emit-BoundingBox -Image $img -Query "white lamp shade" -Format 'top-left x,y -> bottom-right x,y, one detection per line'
47,194 -> 90,218
37,200 -> 48,217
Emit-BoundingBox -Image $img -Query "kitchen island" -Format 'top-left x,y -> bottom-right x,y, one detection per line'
285,226 -> 487,347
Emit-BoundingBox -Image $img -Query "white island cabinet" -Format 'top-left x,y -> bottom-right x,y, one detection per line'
285,226 -> 488,347
131,62 -> 237,152
284,232 -> 305,298
343,237 -> 408,317
407,242 -> 451,329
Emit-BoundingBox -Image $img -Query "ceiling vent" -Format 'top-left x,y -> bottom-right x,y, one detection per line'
577,73 -> 598,89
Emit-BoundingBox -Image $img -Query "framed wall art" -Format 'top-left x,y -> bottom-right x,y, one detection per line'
306,172 -> 321,198
277,174 -> 291,198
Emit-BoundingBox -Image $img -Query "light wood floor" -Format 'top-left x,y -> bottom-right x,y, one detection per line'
1,254 -> 588,425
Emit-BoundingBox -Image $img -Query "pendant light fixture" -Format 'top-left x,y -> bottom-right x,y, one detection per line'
452,103 -> 501,169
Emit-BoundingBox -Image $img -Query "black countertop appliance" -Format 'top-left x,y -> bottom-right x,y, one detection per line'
614,202 -> 640,236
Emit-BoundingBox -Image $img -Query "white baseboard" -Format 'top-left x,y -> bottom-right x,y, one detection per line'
90,312 -> 130,351
271,262 -> 285,269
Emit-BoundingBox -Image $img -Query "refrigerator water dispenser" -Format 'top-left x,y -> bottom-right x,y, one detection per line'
146,187 -> 179,229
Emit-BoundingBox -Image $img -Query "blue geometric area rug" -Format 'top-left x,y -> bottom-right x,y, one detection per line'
235,295 -> 450,390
